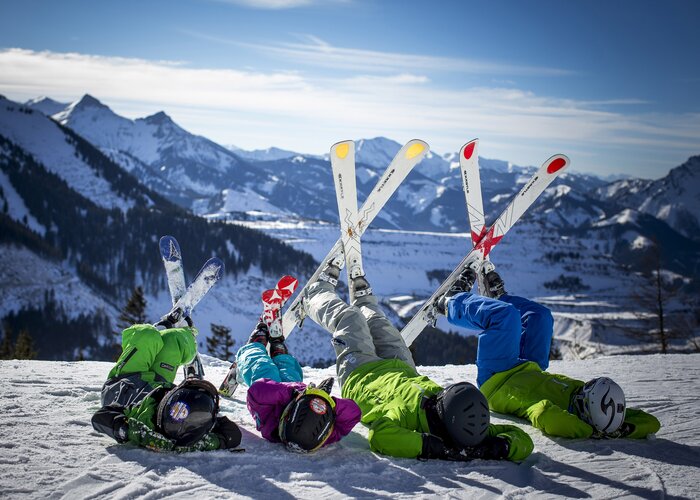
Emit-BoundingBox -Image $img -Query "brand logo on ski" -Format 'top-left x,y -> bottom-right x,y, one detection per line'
376,168 -> 396,193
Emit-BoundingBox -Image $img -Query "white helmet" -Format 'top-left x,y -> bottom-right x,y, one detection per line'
572,377 -> 626,433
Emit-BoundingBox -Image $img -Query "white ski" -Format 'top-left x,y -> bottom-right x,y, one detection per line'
281,139 -> 430,337
330,140 -> 364,280
458,139 -> 494,292
401,154 -> 570,346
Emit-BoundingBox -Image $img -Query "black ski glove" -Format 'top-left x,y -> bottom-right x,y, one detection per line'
212,416 -> 242,450
316,377 -> 334,394
421,434 -> 510,461
592,422 -> 635,439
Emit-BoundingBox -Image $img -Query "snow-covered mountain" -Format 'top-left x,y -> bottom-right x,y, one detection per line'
2,92 -> 698,365
0,95 -> 316,360
596,156 -> 700,242
24,96 -> 68,116
2,354 -> 698,498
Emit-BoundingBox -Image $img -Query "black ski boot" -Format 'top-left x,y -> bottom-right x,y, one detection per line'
350,274 -> 373,301
481,264 -> 507,299
318,250 -> 345,287
436,263 -> 477,315
248,321 -> 269,347
269,335 -> 289,357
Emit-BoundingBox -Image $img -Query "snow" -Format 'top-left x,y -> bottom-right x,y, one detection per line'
1,354 -> 698,498
0,170 -> 46,235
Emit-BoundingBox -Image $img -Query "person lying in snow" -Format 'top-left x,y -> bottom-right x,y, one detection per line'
91,322 -> 241,452
438,263 -> 661,439
300,251 -> 533,462
235,319 -> 362,453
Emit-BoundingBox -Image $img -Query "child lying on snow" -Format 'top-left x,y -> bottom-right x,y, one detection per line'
440,264 -> 660,439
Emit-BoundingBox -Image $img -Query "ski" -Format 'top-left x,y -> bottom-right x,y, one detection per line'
262,275 -> 299,338
281,139 -> 430,337
162,257 -> 225,324
330,140 -> 365,281
458,139 -> 494,293
157,254 -> 224,380
401,154 -> 570,346
159,236 -> 186,304
220,275 -> 298,398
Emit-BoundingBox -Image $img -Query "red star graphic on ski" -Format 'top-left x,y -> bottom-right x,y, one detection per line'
474,226 -> 503,259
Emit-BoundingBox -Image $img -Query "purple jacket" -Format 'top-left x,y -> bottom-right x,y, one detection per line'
246,378 -> 362,446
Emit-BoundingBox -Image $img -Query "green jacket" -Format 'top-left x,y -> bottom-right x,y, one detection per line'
480,361 -> 661,439
342,359 -> 533,460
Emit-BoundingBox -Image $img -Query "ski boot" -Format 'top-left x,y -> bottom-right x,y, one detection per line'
479,261 -> 507,299
350,273 -> 373,301
318,249 -> 345,287
248,321 -> 269,347
436,262 -> 478,315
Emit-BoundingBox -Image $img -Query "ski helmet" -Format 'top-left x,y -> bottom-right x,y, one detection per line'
434,382 -> 490,447
157,379 -> 219,446
278,387 -> 336,453
572,377 -> 626,433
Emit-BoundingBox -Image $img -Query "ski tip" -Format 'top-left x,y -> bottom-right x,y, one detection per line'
461,139 -> 479,161
205,257 -> 225,279
159,235 -> 181,260
545,154 -> 570,175
331,140 -> 353,160
404,139 -> 429,160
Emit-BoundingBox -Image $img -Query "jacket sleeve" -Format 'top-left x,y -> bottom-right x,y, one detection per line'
619,408 -> 661,439
525,399 -> 594,438
323,396 -> 361,446
488,423 -> 534,461
368,405 -> 424,458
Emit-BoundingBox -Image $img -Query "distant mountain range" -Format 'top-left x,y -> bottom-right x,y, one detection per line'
1,93 -> 698,363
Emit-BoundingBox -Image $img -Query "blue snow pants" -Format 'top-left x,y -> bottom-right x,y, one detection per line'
235,342 -> 304,387
446,293 -> 554,387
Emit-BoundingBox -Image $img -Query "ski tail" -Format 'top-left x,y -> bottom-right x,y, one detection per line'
400,153 -> 570,346
281,139 -> 430,338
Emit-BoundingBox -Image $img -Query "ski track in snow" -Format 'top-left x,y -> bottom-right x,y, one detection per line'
1,355 -> 698,499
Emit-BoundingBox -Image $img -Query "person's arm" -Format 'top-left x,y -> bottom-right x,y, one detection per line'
525,399 -> 594,438
368,410 -> 424,458
488,424 -> 534,461
602,408 -> 661,439
323,397 -> 362,446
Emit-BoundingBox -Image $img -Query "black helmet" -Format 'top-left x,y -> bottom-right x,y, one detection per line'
278,387 -> 336,453
157,379 -> 219,446
435,382 -> 490,447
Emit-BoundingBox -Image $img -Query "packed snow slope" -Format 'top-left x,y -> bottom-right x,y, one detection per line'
1,354 -> 698,499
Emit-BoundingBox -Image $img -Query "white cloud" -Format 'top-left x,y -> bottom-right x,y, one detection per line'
188,31 -> 576,77
0,47 -> 697,177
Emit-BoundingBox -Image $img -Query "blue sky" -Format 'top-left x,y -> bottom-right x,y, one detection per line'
0,0 -> 698,178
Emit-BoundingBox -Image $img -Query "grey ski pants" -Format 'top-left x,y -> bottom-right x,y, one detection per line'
304,281 -> 415,386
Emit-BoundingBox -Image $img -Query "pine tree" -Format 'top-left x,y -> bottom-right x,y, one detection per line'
14,330 -> 37,359
117,286 -> 148,329
0,328 -> 14,359
113,286 -> 148,358
206,323 -> 236,361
